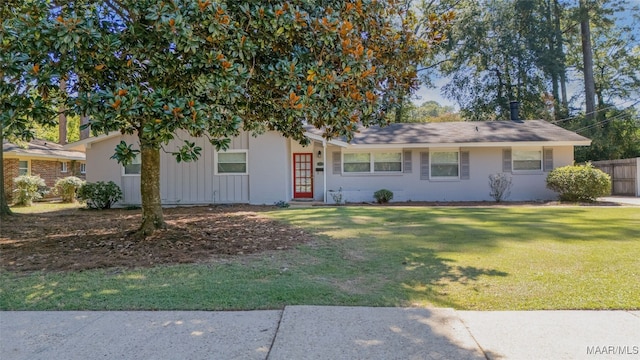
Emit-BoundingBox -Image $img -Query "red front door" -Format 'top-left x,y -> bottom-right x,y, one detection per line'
293,153 -> 313,199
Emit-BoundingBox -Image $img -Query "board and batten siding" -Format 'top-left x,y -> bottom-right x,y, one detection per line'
86,131 -> 291,206
160,132 -> 249,205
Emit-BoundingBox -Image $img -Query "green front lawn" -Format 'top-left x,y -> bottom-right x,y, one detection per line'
2,206 -> 638,310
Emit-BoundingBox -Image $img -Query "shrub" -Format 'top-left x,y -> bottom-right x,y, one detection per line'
77,181 -> 123,209
546,163 -> 611,202
54,176 -> 85,203
488,173 -> 512,202
373,189 -> 394,204
330,187 -> 344,205
12,175 -> 46,206
274,200 -> 290,208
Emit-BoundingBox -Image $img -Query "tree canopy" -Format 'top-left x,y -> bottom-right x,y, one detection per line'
423,0 -> 639,161
3,0 -> 447,232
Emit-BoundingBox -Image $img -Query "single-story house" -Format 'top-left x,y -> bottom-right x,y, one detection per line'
65,119 -> 590,205
3,139 -> 86,202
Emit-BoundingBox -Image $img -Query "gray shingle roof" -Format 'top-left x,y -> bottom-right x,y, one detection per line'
3,139 -> 86,160
306,120 -> 590,146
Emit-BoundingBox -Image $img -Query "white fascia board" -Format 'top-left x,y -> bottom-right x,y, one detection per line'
63,131 -> 121,151
303,132 -> 348,147
342,140 -> 591,149
3,152 -> 85,161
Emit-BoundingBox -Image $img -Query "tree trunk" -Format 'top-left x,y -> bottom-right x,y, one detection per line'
0,121 -> 13,216
554,0 -> 569,115
580,0 -> 596,120
80,115 -> 90,140
395,91 -> 405,123
138,135 -> 166,237
545,0 -> 561,119
58,78 -> 67,145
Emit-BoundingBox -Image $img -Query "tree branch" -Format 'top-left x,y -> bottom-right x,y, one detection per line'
104,0 -> 131,23
416,58 -> 453,72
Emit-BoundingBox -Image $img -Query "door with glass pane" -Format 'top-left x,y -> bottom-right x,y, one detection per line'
293,153 -> 313,198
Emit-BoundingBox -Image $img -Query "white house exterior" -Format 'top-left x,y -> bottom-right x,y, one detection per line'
66,120 -> 591,205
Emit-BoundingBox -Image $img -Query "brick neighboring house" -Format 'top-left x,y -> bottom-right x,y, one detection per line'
3,139 -> 86,203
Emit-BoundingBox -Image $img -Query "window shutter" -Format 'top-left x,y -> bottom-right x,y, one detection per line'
460,151 -> 470,179
332,151 -> 341,175
502,148 -> 512,173
543,148 -> 554,172
420,151 -> 429,180
403,150 -> 412,173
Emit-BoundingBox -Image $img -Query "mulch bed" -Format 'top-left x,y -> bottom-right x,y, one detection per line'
0,205 -> 312,273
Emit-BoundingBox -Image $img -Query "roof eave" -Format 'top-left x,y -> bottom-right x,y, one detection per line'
64,131 -> 121,151
303,132 -> 349,147
3,151 -> 85,161
341,140 -> 592,149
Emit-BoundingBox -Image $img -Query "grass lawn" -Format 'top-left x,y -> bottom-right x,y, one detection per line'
1,206 -> 639,310
9,201 -> 83,214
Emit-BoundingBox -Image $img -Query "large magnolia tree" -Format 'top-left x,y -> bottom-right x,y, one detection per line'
10,0 -> 447,235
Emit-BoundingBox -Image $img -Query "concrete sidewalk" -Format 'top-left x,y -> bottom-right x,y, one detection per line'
598,196 -> 640,206
1,307 -> 639,360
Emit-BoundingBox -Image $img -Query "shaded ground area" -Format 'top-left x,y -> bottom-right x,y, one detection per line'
1,205 -> 312,272
1,200 -> 627,273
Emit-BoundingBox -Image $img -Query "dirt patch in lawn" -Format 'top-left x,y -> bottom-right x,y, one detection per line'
0,205 -> 312,273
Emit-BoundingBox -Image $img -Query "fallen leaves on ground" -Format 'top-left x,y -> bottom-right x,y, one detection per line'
0,205 -> 312,272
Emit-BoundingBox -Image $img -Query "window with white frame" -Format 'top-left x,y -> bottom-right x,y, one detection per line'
61,161 -> 68,173
18,160 -> 29,176
374,152 -> 402,172
80,163 -> 86,174
513,149 -> 542,171
430,151 -> 459,178
123,154 -> 141,175
343,152 -> 402,173
343,153 -> 371,173
216,150 -> 248,175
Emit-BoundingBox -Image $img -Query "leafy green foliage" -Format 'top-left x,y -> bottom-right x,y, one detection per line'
438,0 -> 551,120
274,200 -> 290,208
110,141 -> 140,166
174,141 -> 202,163
373,189 -> 393,204
546,163 -> 611,202
569,108 -> 640,162
54,176 -> 85,203
77,181 -> 123,210
391,100 -> 460,123
12,175 -> 46,206
430,0 -> 638,127
33,116 -> 81,143
9,0 -> 447,232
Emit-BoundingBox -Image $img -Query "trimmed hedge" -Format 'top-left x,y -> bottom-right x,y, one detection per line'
546,163 -> 611,202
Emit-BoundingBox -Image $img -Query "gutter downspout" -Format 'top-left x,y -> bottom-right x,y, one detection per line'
323,140 -> 327,203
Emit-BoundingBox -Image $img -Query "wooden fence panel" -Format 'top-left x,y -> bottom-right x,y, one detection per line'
592,158 -> 639,196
